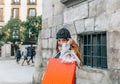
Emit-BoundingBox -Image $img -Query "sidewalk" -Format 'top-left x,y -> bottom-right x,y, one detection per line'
0,59 -> 35,84
0,56 -> 15,60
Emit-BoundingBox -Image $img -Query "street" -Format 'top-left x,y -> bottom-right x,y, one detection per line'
0,59 -> 35,84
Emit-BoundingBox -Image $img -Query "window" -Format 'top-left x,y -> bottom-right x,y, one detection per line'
28,0 -> 36,5
12,0 -> 20,5
0,8 -> 3,21
12,8 -> 19,18
78,32 -> 107,69
60,0 -> 87,7
28,8 -> 36,16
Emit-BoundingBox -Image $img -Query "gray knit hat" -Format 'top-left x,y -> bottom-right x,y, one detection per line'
56,28 -> 71,39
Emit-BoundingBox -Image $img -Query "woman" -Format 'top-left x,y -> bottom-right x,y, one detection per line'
54,28 -> 83,67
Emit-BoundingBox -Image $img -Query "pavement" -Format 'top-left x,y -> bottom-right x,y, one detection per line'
0,57 -> 35,84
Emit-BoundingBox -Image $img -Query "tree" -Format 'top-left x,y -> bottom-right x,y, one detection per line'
1,18 -> 24,43
22,16 -> 42,42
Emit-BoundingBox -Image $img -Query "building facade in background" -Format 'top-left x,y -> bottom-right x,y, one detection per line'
34,0 -> 120,84
0,0 -> 42,29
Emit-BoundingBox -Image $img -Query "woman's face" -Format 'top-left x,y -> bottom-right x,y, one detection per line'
57,38 -> 67,50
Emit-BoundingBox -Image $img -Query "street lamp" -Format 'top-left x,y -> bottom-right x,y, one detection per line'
12,26 -> 20,56
12,26 -> 20,43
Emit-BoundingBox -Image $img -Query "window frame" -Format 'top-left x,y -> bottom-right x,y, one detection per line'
28,0 -> 37,5
78,31 -> 107,69
28,8 -> 36,16
12,8 -> 19,18
12,0 -> 20,5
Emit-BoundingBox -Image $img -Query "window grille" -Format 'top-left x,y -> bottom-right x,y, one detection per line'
78,32 -> 107,69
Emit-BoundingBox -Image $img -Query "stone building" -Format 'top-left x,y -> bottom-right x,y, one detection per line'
0,0 -> 42,57
0,0 -> 42,28
33,0 -> 120,84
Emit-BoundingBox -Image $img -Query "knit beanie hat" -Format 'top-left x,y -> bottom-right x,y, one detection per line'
56,28 -> 71,39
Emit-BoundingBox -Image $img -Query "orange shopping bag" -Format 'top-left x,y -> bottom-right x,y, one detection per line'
42,58 -> 76,84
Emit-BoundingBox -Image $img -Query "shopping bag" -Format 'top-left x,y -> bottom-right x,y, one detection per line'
42,58 -> 76,84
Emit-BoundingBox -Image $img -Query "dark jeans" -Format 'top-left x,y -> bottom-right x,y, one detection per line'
16,57 -> 21,63
28,56 -> 34,63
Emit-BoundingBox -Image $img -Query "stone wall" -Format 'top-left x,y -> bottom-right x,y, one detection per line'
33,0 -> 120,84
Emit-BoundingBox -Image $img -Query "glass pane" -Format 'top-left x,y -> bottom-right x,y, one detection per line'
97,34 -> 101,44
88,35 -> 91,44
14,0 -> 19,2
97,57 -> 101,67
87,57 -> 92,66
101,46 -> 107,57
84,56 -> 87,65
13,9 -> 19,18
92,46 -> 97,56
93,57 -> 97,67
97,45 -> 101,56
30,0 -> 35,3
101,33 -> 106,44
84,46 -> 87,55
88,45 -> 91,55
84,35 -> 87,44
92,34 -> 97,44
29,9 -> 35,16
101,58 -> 107,68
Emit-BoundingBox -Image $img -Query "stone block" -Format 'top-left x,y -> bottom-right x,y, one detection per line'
41,39 -> 48,49
52,38 -> 57,49
42,50 -> 52,59
42,19 -> 48,29
64,2 -> 88,23
106,0 -> 120,14
77,67 -> 111,84
41,28 -> 51,39
51,26 -> 57,38
108,31 -> 120,49
107,31 -> 120,69
109,11 -> 120,30
42,0 -> 53,19
75,20 -> 85,34
85,18 -> 94,32
53,1 -> 65,16
95,0 -> 106,15
48,38 -> 53,49
53,14 -> 63,26
95,13 -> 109,31
89,0 -> 96,17
89,0 -> 106,17
48,17 -> 53,28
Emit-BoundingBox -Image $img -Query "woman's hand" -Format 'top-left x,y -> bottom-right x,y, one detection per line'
67,38 -> 73,45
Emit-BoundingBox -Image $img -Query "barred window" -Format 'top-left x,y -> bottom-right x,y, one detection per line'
78,32 -> 107,69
